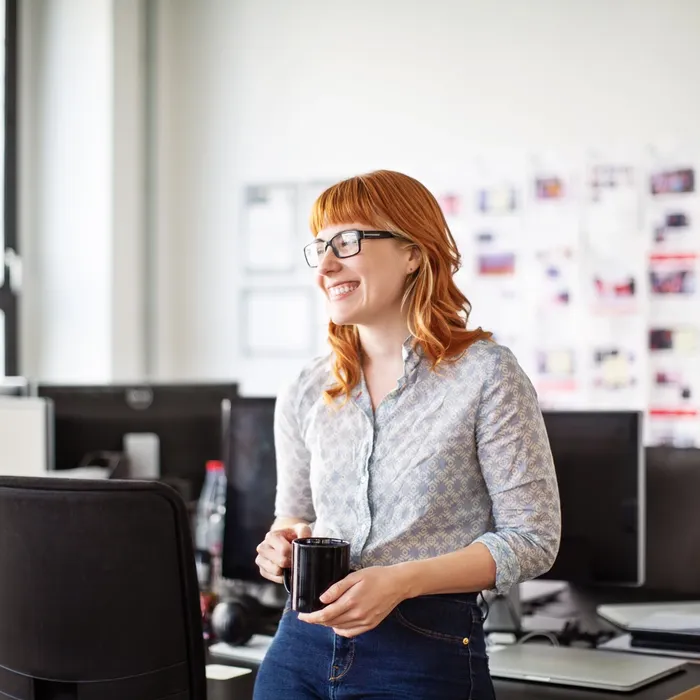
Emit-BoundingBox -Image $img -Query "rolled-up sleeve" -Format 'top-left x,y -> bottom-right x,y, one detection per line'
273,376 -> 316,523
472,346 -> 561,594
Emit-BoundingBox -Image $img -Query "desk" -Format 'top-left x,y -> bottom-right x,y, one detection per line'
209,643 -> 700,700
209,584 -> 700,698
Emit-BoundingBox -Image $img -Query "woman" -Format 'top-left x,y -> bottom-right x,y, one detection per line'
254,170 -> 561,699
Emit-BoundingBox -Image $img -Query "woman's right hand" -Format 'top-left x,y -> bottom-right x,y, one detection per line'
255,522 -> 311,584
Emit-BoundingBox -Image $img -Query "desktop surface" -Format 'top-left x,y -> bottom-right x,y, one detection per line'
208,639 -> 700,700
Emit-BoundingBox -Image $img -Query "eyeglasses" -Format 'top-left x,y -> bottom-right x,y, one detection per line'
303,230 -> 398,268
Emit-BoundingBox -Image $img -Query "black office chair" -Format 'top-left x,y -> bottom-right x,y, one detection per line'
0,476 -> 207,700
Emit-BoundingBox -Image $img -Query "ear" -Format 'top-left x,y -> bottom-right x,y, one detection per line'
406,245 -> 421,274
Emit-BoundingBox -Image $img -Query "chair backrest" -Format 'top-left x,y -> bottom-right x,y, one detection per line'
0,476 -> 206,700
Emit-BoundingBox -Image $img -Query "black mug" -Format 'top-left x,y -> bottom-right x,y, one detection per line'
283,537 -> 351,613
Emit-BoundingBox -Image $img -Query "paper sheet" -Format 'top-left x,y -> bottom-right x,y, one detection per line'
243,184 -> 298,272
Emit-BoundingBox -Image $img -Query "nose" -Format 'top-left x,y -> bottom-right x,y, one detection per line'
317,245 -> 341,275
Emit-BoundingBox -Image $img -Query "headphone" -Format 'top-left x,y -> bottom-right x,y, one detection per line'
211,594 -> 283,646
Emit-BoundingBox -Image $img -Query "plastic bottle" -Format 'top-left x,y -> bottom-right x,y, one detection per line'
195,459 -> 227,557
194,459 -> 227,639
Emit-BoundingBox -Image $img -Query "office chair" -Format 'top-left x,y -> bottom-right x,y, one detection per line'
0,476 -> 207,700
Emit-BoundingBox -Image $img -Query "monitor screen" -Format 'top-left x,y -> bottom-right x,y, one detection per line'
37,383 -> 238,498
644,446 -> 700,595
221,397 -> 277,583
539,410 -> 644,586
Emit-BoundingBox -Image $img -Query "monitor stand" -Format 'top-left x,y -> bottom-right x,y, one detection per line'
547,584 -> 698,636
483,587 -> 522,635
483,582 -> 572,637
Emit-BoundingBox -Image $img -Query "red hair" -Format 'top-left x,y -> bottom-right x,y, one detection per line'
310,170 -> 492,403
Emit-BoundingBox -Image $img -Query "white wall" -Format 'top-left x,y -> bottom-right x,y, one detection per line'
20,0 -> 700,389
29,0 -> 113,381
20,0 -> 147,382
150,0 -> 700,395
111,0 -> 147,381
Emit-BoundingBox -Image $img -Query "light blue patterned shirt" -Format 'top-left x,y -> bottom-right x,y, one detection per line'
274,338 -> 561,594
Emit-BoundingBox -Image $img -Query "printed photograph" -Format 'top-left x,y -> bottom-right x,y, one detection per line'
478,252 -> 516,275
535,176 -> 565,200
477,186 -> 517,214
651,167 -> 695,196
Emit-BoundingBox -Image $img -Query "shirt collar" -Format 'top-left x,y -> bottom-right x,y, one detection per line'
399,335 -> 423,384
349,335 -> 423,406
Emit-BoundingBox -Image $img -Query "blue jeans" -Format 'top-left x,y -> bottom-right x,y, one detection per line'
253,593 -> 496,699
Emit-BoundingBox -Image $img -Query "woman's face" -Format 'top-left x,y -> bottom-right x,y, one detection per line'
314,222 -> 416,327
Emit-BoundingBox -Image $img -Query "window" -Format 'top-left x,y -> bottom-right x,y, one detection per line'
0,0 -> 18,377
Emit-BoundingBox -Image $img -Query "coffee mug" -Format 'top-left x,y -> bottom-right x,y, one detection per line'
283,537 -> 351,613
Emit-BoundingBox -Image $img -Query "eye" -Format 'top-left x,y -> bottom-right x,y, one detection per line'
339,234 -> 355,249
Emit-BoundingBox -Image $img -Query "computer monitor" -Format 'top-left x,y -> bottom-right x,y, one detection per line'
644,446 -> 700,595
36,383 -> 238,498
221,397 -> 277,583
540,410 -> 644,586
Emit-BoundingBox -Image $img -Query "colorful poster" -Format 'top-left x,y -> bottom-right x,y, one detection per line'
534,348 -> 581,409
647,409 -> 700,448
588,254 -> 640,315
647,163 -> 699,254
649,253 -> 697,299
534,247 -> 576,308
589,343 -> 643,409
526,153 -> 581,247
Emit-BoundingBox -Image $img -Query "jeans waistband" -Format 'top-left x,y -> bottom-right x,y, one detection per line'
420,592 -> 479,604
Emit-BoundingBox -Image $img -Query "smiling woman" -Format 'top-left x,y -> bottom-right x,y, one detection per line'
307,171 -> 494,406
253,170 -> 561,700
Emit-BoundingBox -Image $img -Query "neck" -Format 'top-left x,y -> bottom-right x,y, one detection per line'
357,314 -> 411,366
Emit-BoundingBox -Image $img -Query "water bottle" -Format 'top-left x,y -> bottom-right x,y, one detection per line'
194,460 -> 227,639
195,460 -> 227,588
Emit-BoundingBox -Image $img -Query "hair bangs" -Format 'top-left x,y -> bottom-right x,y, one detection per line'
310,177 -> 390,236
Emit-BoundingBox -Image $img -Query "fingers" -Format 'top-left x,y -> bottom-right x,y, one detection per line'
254,523 -> 312,585
273,526 -> 305,543
255,555 -> 284,584
298,594 -> 355,626
293,522 -> 312,539
255,528 -> 296,581
318,602 -> 382,630
319,572 -> 359,604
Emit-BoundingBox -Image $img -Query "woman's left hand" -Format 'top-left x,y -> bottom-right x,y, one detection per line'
297,565 -> 409,638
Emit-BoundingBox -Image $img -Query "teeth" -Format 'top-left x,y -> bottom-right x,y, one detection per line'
328,284 -> 358,299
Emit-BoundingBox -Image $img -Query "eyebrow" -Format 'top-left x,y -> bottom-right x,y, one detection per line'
315,231 -> 343,243
316,229 -> 356,242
